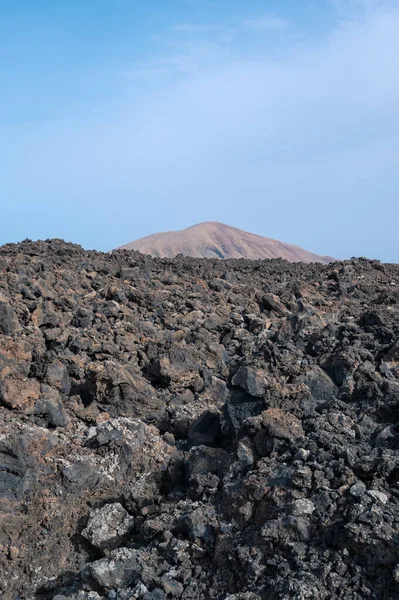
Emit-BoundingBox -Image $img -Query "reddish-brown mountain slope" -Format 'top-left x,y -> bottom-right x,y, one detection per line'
117,222 -> 335,263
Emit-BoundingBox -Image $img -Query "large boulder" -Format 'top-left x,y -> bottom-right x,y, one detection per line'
0,376 -> 41,412
89,548 -> 141,589
231,366 -> 268,398
82,503 -> 134,552
242,408 -> 304,457
0,301 -> 20,335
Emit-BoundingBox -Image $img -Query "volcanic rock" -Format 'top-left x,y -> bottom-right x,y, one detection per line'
0,238 -> 398,600
82,503 -> 135,551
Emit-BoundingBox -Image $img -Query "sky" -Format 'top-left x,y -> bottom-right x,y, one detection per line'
1,0 -> 399,261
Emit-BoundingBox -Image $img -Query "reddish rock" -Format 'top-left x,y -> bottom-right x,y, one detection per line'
0,377 -> 41,412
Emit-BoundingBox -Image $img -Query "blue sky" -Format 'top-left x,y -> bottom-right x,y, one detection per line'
1,0 -> 399,260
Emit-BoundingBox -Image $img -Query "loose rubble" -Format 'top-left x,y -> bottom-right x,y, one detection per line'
0,239 -> 399,599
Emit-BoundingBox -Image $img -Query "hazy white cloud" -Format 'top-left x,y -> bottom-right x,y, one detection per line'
243,15 -> 290,31
173,24 -> 212,33
128,39 -> 231,78
131,13 -> 291,80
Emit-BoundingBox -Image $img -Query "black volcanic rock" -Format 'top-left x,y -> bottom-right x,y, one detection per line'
0,301 -> 20,335
0,239 -> 398,599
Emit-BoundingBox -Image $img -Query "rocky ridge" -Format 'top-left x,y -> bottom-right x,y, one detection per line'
0,239 -> 398,599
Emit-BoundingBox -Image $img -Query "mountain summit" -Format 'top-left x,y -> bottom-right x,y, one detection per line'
117,221 -> 335,263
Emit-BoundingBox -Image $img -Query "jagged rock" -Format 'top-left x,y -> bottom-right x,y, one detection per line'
261,293 -> 288,315
82,503 -> 134,551
299,366 -> 338,409
63,460 -> 99,492
231,366 -> 268,398
147,348 -> 201,389
0,437 -> 28,502
85,421 -> 124,448
0,337 -> 33,377
321,354 -> 352,387
0,301 -> 20,335
34,397 -> 69,427
0,376 -> 41,412
291,499 -> 315,516
222,389 -> 265,433
242,408 -> 304,457
1,239 -> 399,600
44,361 -> 71,394
204,313 -> 228,331
90,362 -> 159,418
89,547 -> 141,589
186,445 -> 229,480
256,408 -> 304,440
181,504 -> 219,548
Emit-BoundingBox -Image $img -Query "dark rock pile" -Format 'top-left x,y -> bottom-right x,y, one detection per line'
1,239 -> 399,600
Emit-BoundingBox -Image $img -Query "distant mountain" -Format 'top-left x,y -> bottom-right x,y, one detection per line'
117,221 -> 335,263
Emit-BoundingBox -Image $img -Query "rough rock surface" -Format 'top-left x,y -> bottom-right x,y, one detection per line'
82,503 -> 135,551
0,239 -> 398,600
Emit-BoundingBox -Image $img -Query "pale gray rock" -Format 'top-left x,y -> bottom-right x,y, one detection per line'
82,503 -> 134,551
